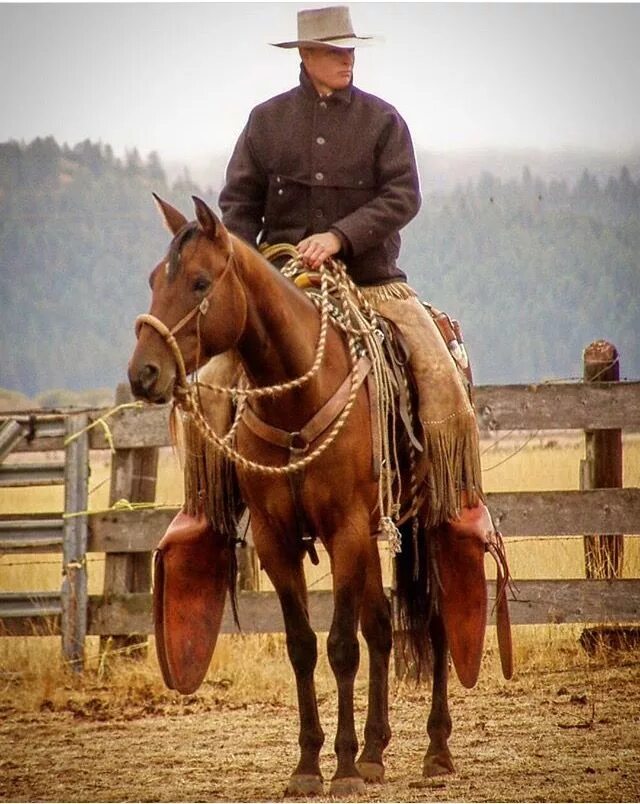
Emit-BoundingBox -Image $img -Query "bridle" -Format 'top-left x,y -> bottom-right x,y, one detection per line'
134,250 -> 236,392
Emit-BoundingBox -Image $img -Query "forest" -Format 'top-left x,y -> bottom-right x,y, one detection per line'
0,136 -> 638,404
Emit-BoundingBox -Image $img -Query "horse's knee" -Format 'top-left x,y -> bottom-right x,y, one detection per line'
286,627 -> 318,678
361,596 -> 392,655
327,627 -> 360,679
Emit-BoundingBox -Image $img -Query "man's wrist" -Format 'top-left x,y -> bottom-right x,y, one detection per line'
329,227 -> 351,257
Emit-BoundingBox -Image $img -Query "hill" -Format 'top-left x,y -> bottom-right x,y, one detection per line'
0,137 -> 638,398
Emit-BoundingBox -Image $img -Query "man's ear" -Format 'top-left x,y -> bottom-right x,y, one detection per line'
192,196 -> 232,251
152,193 -> 187,235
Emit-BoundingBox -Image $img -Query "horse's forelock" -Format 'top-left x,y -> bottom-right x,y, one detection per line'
167,222 -> 200,281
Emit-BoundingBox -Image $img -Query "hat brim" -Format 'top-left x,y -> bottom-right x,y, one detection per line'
271,35 -> 378,49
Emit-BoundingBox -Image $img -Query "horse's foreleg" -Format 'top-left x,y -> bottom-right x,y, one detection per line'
326,531 -> 368,797
356,540 -> 392,783
423,611 -> 455,777
253,523 -> 324,796
280,585 -> 325,795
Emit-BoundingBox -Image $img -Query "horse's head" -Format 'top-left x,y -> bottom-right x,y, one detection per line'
128,195 -> 247,403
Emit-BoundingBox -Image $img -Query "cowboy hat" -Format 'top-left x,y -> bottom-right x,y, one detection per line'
271,6 -> 377,49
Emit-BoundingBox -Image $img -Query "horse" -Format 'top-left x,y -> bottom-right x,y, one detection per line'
128,195 -> 512,796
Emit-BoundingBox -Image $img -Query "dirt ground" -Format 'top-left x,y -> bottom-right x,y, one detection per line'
1,656 -> 639,803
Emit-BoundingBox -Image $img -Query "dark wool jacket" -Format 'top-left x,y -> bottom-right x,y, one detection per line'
219,67 -> 422,285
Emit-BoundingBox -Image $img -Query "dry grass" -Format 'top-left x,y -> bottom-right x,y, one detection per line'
4,623 -> 636,717
0,433 -> 639,713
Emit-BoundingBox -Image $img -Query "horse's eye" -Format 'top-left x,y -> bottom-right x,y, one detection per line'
193,276 -> 211,293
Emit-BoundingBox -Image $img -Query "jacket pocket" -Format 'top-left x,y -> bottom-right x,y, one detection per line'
264,174 -> 308,230
333,169 -> 377,220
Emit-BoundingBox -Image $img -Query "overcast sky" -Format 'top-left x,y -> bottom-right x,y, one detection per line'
1,2 -> 639,164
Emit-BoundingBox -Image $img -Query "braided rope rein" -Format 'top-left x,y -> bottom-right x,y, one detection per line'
172,257 -> 365,476
192,257 -> 334,400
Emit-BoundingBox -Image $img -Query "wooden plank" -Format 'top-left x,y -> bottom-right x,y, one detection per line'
0,462 -> 65,486
0,518 -> 64,552
475,381 -> 640,431
486,488 -> 640,536
61,414 -> 90,670
2,381 -> 639,455
493,579 -> 640,625
0,414 -> 67,453
0,593 -> 62,636
582,341 -> 624,579
86,489 -> 640,554
86,579 -> 640,636
0,419 -> 27,462
100,385 -> 159,655
90,403 -> 173,450
0,405 -> 172,452
89,508 -> 178,553
87,590 -> 334,636
4,578 -> 640,636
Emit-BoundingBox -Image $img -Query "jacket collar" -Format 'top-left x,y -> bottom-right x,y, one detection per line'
299,64 -> 353,104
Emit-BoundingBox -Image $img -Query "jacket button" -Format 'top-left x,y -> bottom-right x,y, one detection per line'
315,172 -> 324,181
319,101 -> 327,109
315,209 -> 324,218
316,136 -> 326,145
278,189 -> 284,196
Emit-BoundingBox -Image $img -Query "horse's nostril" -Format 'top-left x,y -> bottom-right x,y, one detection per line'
139,363 -> 160,392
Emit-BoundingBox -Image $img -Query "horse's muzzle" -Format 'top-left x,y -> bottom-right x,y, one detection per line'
128,361 -> 174,404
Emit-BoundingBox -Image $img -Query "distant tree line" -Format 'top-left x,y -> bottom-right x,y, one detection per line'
0,137 -> 638,400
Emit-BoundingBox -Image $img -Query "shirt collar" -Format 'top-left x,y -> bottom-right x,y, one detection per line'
299,64 -> 353,104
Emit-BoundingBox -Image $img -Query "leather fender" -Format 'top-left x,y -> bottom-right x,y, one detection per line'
153,510 -> 231,694
435,504 -> 491,689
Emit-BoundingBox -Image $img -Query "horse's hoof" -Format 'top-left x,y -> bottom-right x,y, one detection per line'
285,774 -> 324,797
355,760 -> 385,783
329,776 -> 366,797
423,750 -> 455,778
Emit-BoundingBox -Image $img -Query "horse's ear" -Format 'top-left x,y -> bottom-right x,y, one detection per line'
192,196 -> 231,250
153,193 -> 187,235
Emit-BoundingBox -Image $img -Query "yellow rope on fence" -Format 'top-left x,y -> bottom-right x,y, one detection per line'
63,401 -> 146,452
62,499 -> 177,519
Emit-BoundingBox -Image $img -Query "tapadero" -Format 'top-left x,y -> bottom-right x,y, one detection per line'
219,66 -> 422,286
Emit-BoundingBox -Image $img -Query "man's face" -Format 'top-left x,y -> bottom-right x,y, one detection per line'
300,46 -> 355,95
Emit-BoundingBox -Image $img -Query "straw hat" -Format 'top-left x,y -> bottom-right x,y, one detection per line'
271,6 -> 376,49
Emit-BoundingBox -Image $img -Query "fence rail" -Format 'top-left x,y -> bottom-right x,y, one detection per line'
1,365 -> 640,664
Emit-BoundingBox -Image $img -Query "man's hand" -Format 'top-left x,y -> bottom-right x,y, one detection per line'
297,231 -> 341,269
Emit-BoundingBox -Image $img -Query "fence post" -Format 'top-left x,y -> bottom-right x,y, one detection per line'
100,383 -> 158,658
61,412 -> 89,670
581,341 -> 624,579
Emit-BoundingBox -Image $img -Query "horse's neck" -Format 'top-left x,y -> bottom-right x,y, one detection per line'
232,239 -> 325,390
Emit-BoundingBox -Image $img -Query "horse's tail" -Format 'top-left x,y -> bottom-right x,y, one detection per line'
393,518 -> 437,681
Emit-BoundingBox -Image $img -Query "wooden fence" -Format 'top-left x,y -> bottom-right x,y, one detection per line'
1,349 -> 640,668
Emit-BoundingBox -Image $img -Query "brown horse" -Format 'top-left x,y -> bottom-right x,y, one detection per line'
128,195 -> 511,796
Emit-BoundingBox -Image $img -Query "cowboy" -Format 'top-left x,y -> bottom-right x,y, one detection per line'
217,5 -> 486,529
150,5 -> 511,701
